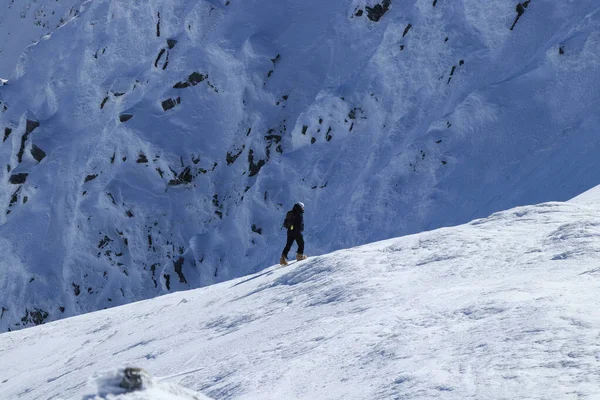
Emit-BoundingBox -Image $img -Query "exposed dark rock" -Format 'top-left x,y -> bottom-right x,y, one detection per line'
162,52 -> 169,70
156,12 -> 161,37
326,127 -> 333,142
9,187 -> 22,208
448,65 -> 457,84
164,274 -> 171,290
154,49 -> 166,68
21,308 -> 48,326
173,81 -> 190,89
26,119 -> 40,135
100,96 -> 109,109
30,144 -> 46,162
510,1 -> 530,31
366,0 -> 391,22
113,92 -> 125,97
264,134 -> 282,144
302,125 -> 308,135
9,173 -> 28,184
355,9 -> 364,17
174,257 -> 187,283
3,127 -> 11,142
84,174 -> 98,183
226,146 -> 245,165
403,23 -> 412,37
23,196 -> 28,204
59,306 -> 65,313
433,0 -> 438,6
168,166 -> 193,185
120,368 -> 150,392
136,153 -> 148,163
107,192 -> 117,205
126,210 -> 134,218
271,54 -> 281,64
311,137 -> 316,144
161,97 -> 180,111
167,39 -> 178,49
251,224 -> 262,234
559,46 -> 564,55
174,72 -> 207,89
248,150 -> 266,177
119,114 -> 133,123
98,235 -> 112,249
0,306 -> 6,319
189,72 -> 207,85
73,282 -> 81,296
17,120 -> 40,163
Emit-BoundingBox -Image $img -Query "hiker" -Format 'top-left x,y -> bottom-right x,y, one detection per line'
280,202 -> 307,265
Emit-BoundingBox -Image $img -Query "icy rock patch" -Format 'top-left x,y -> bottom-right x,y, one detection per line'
87,367 -> 213,400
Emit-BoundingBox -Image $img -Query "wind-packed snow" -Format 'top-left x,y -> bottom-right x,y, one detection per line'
1,189 -> 600,399
2,0 -> 600,331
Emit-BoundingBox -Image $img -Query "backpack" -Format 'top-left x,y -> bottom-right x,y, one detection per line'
283,210 -> 295,229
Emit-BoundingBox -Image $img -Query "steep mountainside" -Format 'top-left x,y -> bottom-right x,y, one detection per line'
1,0 -> 600,331
1,186 -> 600,399
0,0 -> 84,77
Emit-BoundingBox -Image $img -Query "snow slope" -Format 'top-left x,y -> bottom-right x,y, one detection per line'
2,0 -> 600,331
0,0 -> 84,77
1,189 -> 600,399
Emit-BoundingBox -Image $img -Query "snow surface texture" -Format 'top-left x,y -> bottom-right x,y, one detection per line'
2,187 -> 600,399
0,0 -> 84,77
2,0 -> 600,331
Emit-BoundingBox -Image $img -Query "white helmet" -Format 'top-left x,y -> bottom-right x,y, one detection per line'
297,202 -> 305,210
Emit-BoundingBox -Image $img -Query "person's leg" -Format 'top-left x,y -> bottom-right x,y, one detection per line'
296,233 -> 305,255
282,231 -> 295,259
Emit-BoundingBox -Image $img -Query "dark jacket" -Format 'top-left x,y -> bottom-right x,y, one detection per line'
288,204 -> 304,233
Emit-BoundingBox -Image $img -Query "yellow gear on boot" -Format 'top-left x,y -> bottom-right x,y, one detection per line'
280,256 -> 288,266
296,253 -> 307,261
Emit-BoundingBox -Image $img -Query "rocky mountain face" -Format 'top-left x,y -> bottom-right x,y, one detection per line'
1,0 -> 600,331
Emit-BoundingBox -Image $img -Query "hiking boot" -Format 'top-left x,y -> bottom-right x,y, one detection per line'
296,253 -> 307,261
280,256 -> 288,266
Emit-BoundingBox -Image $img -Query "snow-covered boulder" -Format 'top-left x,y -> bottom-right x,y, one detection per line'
87,368 -> 212,400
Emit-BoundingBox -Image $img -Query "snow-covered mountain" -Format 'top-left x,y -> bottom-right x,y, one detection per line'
2,0 -> 600,331
1,186 -> 600,399
0,0 -> 84,77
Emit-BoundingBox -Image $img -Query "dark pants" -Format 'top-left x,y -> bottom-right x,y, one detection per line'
282,229 -> 304,258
